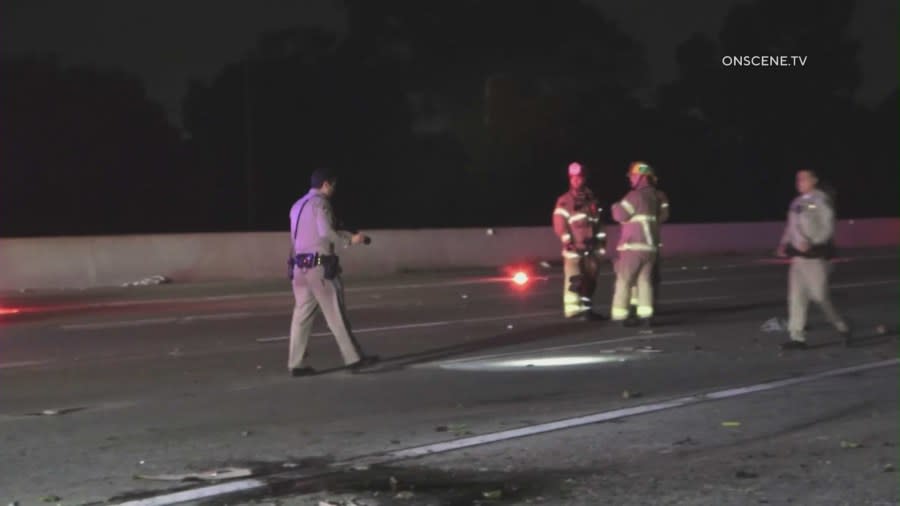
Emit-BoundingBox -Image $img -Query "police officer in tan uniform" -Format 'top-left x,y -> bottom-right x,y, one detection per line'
287,168 -> 379,376
610,162 -> 665,326
553,162 -> 607,320
776,169 -> 851,349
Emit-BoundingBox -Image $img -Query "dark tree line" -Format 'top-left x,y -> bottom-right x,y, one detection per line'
1,0 -> 895,237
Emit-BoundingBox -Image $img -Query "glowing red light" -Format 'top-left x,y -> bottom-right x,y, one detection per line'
0,307 -> 21,316
512,272 -> 529,286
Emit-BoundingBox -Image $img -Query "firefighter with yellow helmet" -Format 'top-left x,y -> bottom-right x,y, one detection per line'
553,162 -> 607,320
611,161 -> 668,326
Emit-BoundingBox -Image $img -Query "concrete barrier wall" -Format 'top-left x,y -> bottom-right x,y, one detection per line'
0,218 -> 896,290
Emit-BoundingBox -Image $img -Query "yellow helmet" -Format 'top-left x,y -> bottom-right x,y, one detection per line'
627,161 -> 655,177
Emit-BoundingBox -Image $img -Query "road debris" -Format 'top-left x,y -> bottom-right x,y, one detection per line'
485,228 -> 495,236
884,463 -> 895,472
135,467 -> 254,482
394,491 -> 415,500
876,324 -> 888,335
722,421 -> 742,427
506,324 -> 514,330
840,440 -> 862,449
461,294 -> 469,299
241,430 -> 252,437
41,497 -> 61,503
28,407 -> 85,416
735,470 -> 759,479
283,462 -> 298,468
760,318 -> 786,332
622,390 -> 643,399
389,476 -> 399,493
122,275 -> 170,287
168,348 -> 183,357
674,437 -> 698,446
482,489 -> 503,499
539,261 -> 551,269
637,346 -> 661,353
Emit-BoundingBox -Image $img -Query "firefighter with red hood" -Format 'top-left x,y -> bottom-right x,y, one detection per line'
553,162 -> 607,320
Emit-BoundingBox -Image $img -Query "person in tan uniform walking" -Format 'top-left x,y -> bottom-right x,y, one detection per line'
610,162 -> 665,327
776,169 -> 851,350
553,162 -> 607,320
287,168 -> 379,376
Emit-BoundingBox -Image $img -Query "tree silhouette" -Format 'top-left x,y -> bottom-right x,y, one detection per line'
0,55 -> 183,237
182,0 -> 648,229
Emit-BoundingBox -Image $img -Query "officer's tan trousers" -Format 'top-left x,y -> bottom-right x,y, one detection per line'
612,251 -> 656,320
788,257 -> 847,341
288,266 -> 363,369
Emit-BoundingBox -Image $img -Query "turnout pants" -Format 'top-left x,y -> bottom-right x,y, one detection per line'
788,257 -> 847,341
563,253 -> 601,318
612,251 -> 656,321
288,266 -> 363,369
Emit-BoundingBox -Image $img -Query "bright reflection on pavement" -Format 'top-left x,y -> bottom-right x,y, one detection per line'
437,354 -> 630,371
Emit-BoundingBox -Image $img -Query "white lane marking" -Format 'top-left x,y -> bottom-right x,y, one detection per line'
0,360 -> 54,370
257,295 -> 734,344
178,312 -> 262,323
22,253 -> 898,314
52,277 -> 899,333
61,317 -> 179,330
108,358 -> 898,506
344,359 -> 900,466
114,479 -> 267,506
256,310 -> 562,343
833,280 -> 898,289
430,332 -> 695,366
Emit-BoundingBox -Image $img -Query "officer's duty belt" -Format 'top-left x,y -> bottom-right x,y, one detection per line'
293,252 -> 333,269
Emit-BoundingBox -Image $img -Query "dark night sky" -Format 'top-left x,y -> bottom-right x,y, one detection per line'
2,0 -> 896,131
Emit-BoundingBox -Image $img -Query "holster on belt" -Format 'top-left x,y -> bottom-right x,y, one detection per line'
291,253 -> 341,280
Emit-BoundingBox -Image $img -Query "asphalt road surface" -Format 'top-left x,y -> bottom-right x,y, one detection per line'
1,250 -> 897,506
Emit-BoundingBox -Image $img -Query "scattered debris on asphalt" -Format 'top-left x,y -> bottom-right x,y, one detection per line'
27,407 -> 85,416
722,421 -> 742,427
735,470 -> 759,479
41,496 -> 61,503
482,489 -> 503,499
283,462 -> 299,468
883,463 -> 895,472
135,467 -> 254,482
840,440 -> 862,449
760,317 -> 786,332
121,275 -> 170,287
241,430 -> 252,437
622,390 -> 643,399
394,491 -> 415,499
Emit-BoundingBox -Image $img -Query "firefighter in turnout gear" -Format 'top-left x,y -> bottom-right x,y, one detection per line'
628,187 -> 669,316
611,162 -> 665,326
553,162 -> 607,320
